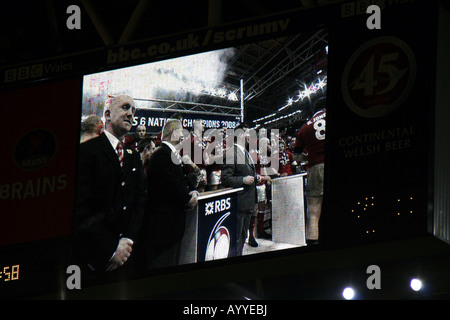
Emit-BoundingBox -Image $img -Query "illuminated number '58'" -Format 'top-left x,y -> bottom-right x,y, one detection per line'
3,265 -> 19,281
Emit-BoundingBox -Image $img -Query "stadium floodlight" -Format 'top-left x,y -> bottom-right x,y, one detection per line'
342,287 -> 355,300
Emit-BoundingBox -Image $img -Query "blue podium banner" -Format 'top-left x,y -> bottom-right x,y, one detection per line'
197,188 -> 241,262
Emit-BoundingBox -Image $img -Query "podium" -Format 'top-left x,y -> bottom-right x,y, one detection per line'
271,173 -> 307,246
179,187 -> 243,265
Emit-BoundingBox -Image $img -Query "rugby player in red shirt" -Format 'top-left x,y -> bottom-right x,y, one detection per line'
294,97 -> 326,246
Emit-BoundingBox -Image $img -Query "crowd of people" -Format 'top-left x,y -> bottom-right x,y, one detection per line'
74,93 -> 326,280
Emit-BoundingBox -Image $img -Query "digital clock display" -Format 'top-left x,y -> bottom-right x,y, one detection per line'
0,265 -> 20,282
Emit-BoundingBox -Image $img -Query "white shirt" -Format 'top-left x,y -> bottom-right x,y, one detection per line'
104,129 -> 122,151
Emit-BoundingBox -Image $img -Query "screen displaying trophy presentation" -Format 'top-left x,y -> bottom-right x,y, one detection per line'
0,1 -> 438,299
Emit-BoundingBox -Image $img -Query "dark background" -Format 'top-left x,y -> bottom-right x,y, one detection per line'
1,0 -> 450,300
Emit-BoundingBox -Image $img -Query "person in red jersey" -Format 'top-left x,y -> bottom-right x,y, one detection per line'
186,119 -> 208,192
250,135 -> 273,246
294,96 -> 326,246
278,139 -> 295,177
173,119 -> 202,191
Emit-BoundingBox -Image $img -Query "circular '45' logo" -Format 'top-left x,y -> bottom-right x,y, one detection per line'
342,36 -> 416,118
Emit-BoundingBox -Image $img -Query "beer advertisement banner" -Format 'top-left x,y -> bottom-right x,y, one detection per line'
0,78 -> 81,247
324,2 -> 437,243
197,191 -> 239,262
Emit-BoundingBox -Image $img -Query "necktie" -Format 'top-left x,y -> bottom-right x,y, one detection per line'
116,142 -> 124,168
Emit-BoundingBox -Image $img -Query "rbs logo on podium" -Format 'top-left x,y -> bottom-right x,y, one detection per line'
205,198 -> 231,216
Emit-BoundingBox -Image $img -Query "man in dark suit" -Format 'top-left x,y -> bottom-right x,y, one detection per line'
143,119 -> 199,270
221,123 -> 259,256
74,94 -> 146,274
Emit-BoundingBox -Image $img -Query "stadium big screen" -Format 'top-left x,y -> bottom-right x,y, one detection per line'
0,1 -> 438,298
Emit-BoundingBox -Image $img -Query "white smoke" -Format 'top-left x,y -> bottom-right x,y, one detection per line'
82,48 -> 236,115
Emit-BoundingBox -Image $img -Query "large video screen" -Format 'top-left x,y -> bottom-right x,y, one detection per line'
75,28 -> 328,279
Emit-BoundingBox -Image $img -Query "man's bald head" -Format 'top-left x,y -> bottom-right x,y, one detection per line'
103,94 -> 136,140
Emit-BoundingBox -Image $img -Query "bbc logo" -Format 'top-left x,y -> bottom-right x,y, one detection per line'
4,64 -> 43,83
341,0 -> 385,18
